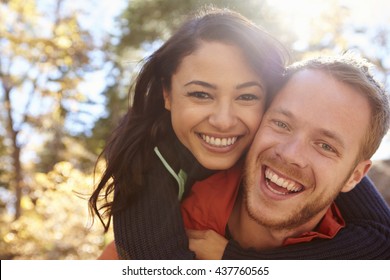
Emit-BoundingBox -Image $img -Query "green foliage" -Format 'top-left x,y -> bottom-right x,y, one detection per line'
118,0 -> 294,50
84,82 -> 129,157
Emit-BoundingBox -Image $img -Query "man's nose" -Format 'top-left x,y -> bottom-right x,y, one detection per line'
275,136 -> 309,169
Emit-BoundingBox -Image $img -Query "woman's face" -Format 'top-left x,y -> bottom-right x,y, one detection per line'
164,41 -> 266,170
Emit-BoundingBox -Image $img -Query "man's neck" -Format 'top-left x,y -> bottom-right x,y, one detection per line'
227,193 -> 327,251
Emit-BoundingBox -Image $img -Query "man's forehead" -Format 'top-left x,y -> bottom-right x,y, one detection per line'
267,68 -> 371,151
273,69 -> 357,107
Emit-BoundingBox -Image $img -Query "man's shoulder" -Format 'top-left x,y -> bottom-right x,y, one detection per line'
336,176 -> 390,222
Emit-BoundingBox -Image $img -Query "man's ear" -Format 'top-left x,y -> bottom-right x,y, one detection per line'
341,159 -> 372,193
163,87 -> 171,111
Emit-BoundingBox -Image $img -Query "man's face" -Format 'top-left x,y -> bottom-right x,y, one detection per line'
243,69 -> 372,230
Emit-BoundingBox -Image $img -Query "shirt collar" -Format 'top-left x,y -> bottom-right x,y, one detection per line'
283,202 -> 345,246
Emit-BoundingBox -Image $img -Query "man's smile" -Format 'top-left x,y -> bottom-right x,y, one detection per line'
264,166 -> 304,195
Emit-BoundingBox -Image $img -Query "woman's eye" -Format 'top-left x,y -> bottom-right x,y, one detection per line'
187,91 -> 211,99
237,94 -> 259,101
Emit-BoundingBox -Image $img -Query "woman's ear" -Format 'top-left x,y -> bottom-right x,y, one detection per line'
341,159 -> 372,193
163,88 -> 171,111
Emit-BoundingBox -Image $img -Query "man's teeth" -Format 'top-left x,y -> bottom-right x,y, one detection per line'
201,134 -> 238,147
265,168 -> 302,192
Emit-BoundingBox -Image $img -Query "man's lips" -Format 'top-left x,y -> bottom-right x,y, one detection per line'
264,166 -> 304,195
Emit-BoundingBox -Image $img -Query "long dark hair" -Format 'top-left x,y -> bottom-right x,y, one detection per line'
89,7 -> 289,231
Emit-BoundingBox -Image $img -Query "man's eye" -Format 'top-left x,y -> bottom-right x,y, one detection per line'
187,91 -> 211,99
319,143 -> 336,153
237,94 -> 259,101
275,120 -> 288,129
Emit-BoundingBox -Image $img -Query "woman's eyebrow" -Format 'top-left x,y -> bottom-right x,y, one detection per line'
184,80 -> 263,90
184,80 -> 217,89
236,81 -> 264,90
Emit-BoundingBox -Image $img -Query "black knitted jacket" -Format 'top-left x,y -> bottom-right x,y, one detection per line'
114,139 -> 390,259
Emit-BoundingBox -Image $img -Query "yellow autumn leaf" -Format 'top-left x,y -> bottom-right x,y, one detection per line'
21,196 -> 34,211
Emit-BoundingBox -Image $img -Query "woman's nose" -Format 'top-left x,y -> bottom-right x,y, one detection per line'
208,102 -> 238,131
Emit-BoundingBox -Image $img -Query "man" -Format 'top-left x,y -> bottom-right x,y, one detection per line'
182,54 -> 390,259
98,54 -> 390,260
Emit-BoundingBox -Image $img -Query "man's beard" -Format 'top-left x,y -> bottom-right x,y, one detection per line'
243,189 -> 338,231
242,154 -> 354,231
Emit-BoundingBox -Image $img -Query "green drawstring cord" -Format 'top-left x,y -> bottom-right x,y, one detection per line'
154,147 -> 188,200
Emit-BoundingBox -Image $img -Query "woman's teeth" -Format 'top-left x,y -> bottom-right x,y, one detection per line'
201,134 -> 238,147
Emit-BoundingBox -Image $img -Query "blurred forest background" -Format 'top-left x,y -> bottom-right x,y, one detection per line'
0,0 -> 389,260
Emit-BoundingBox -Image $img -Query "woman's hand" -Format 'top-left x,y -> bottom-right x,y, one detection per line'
97,240 -> 119,260
186,229 -> 228,260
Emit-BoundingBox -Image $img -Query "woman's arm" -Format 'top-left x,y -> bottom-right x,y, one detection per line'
112,137 -> 214,260
113,170 -> 195,259
113,143 -> 198,260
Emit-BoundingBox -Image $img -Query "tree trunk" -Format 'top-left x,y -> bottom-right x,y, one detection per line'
4,85 -> 23,220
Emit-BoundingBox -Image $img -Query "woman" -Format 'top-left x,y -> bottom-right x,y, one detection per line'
90,7 -> 287,259
90,7 -> 390,259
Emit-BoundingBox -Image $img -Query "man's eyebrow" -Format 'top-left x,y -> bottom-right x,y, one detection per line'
270,108 -> 345,149
317,129 -> 346,150
271,108 -> 295,119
